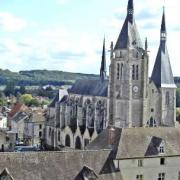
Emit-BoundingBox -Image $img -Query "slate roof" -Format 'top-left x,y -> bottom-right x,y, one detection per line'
151,42 -> 175,88
13,112 -> 29,123
69,79 -> 108,97
151,10 -> 176,88
0,168 -> 14,180
74,166 -> 98,180
114,0 -> 142,50
100,38 -> 107,81
0,150 -> 122,180
48,92 -> 59,108
87,127 -> 180,159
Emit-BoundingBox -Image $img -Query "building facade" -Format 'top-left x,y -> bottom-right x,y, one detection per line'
45,0 -> 177,150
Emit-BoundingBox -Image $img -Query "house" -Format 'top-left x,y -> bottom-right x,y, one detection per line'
24,108 -> 45,147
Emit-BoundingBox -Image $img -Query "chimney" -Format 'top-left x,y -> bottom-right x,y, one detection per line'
108,126 -> 116,146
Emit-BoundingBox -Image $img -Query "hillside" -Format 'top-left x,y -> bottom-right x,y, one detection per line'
0,69 -> 99,86
0,69 -> 180,87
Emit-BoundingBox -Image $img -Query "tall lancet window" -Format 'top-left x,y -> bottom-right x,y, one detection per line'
166,92 -> 170,106
132,65 -> 135,80
120,63 -> 123,79
136,65 -> 139,80
117,63 -> 120,80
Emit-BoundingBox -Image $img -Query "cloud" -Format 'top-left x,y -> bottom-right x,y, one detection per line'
50,51 -> 86,60
56,0 -> 68,5
0,12 -> 27,32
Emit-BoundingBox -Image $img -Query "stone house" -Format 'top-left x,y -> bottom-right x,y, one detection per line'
8,103 -> 30,143
24,108 -> 45,147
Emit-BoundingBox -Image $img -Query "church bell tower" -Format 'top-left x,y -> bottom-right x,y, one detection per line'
108,0 -> 149,128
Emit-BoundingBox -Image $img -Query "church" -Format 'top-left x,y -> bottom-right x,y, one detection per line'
45,0 -> 177,151
1,0 -> 180,180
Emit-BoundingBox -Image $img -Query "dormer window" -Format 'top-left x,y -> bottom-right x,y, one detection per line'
159,142 -> 165,154
76,166 -> 98,180
159,145 -> 164,153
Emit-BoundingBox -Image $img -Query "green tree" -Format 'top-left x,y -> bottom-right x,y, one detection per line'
29,98 -> 40,107
19,86 -> 26,95
176,108 -> 180,122
20,94 -> 33,106
4,81 -> 15,96
0,98 -> 7,106
176,88 -> 180,107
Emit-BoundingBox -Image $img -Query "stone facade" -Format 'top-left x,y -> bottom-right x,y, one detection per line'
108,0 -> 176,128
45,0 -> 177,150
45,89 -> 107,149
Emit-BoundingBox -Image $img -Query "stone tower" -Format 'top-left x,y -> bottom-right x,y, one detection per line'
108,0 -> 149,127
150,9 -> 176,127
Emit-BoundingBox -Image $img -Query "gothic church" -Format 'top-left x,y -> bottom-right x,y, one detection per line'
45,0 -> 176,150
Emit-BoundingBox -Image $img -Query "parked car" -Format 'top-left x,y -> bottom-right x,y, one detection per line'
14,146 -> 37,152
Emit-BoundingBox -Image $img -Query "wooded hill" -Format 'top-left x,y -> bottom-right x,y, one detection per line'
0,69 -> 99,86
0,69 -> 180,87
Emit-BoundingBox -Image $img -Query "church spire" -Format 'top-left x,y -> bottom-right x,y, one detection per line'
151,8 -> 175,88
127,0 -> 134,24
114,0 -> 142,50
100,37 -> 107,81
160,7 -> 166,42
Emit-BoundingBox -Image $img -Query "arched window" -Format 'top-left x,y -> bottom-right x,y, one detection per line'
136,52 -> 139,59
65,134 -> 71,147
49,128 -> 51,137
58,131 -> 60,141
136,65 -> 139,80
120,63 -> 123,79
117,63 -> 120,80
75,136 -> 81,149
132,65 -> 135,80
147,117 -> 157,127
159,144 -> 164,153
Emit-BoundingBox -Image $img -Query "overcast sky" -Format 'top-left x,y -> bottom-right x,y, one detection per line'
0,0 -> 179,76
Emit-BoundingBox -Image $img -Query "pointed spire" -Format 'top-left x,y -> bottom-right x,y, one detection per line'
114,0 -> 142,50
160,7 -> 166,42
100,37 -> 107,81
127,0 -> 134,24
145,37 -> 148,51
151,8 -> 175,88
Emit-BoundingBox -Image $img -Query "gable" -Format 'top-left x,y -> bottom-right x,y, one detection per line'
0,168 -> 14,180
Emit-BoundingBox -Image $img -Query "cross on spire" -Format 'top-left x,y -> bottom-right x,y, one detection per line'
160,7 -> 166,42
127,0 -> 134,24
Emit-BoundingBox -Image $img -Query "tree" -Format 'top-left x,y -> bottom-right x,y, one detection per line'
29,98 -> 40,107
0,98 -> 7,106
19,94 -> 33,106
176,108 -> 180,122
176,88 -> 180,107
4,81 -> 15,96
19,86 -> 26,95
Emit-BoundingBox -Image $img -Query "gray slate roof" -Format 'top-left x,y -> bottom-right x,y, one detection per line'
114,0 -> 142,50
48,92 -> 59,108
114,17 -> 142,50
87,127 -> 180,159
0,150 -> 123,180
151,10 -> 175,88
69,79 -> 108,97
151,42 -> 175,88
13,112 -> 28,122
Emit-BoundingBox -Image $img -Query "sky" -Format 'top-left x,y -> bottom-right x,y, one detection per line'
0,0 -> 179,76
